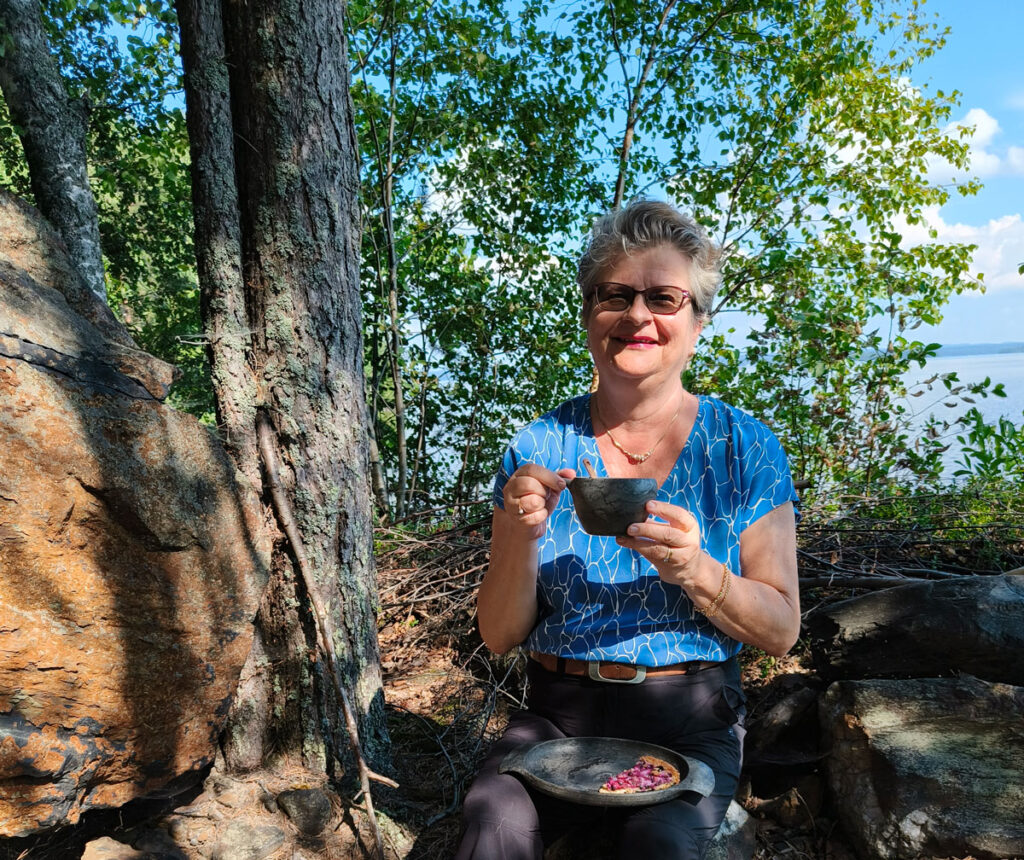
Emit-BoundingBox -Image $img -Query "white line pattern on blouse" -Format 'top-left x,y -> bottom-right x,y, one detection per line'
493,393 -> 798,666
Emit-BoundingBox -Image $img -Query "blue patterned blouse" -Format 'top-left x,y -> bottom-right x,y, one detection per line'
492,393 -> 799,666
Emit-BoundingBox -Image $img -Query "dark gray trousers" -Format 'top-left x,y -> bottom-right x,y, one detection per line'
455,658 -> 745,860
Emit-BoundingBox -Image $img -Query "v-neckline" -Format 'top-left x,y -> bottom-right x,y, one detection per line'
584,393 -> 702,492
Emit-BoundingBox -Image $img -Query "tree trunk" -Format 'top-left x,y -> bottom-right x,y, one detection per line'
610,0 -> 677,210
381,29 -> 409,519
178,0 -> 389,779
0,0 -> 107,300
175,0 -> 260,493
407,369 -> 430,505
366,240 -> 392,514
386,265 -> 409,518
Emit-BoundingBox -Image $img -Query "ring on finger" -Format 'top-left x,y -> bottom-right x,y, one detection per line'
517,500 -> 525,516
663,546 -> 673,564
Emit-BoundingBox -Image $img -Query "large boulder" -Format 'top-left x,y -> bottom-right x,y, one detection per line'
804,573 -> 1024,685
820,676 -> 1024,860
0,192 -> 269,836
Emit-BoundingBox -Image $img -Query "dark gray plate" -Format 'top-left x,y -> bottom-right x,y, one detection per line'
498,737 -> 715,807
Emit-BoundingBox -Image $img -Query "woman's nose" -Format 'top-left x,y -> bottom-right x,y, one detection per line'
622,290 -> 654,322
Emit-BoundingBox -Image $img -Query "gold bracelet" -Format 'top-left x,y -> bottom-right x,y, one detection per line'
697,562 -> 732,618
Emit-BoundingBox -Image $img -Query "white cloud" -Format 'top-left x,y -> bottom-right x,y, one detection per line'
1007,146 -> 1024,173
929,107 -> 1024,181
959,107 -> 1000,147
898,205 -> 1024,291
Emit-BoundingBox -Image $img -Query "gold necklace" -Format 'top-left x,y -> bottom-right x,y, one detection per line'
593,396 -> 683,465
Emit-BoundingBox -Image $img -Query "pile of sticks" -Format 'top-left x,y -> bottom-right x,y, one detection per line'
796,490 -> 1024,590
376,490 -> 1024,615
376,512 -> 492,638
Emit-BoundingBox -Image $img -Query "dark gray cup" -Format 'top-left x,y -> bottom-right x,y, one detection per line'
567,477 -> 658,536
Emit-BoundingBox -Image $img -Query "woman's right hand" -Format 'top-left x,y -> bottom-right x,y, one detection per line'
480,464 -> 576,653
502,465 -> 576,540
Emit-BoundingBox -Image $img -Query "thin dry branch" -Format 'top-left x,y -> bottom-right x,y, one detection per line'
257,413 -> 396,860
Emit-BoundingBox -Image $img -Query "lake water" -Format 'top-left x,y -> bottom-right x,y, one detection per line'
904,351 -> 1024,424
902,350 -> 1024,474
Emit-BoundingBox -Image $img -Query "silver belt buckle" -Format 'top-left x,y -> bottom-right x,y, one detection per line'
587,661 -> 647,684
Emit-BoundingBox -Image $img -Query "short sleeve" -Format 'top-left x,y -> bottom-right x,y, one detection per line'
491,408 -> 565,509
738,420 -> 800,531
492,445 -> 519,510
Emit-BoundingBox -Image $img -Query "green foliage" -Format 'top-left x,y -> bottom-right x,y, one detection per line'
0,1 -> 210,416
952,408 -> 1024,481
0,97 -> 31,193
45,1 -> 212,416
585,0 -> 985,499
96,107 -> 212,418
3,0 -> 1020,515
739,646 -> 782,681
351,0 -> 1009,515
351,0 -> 599,515
802,477 -> 1024,574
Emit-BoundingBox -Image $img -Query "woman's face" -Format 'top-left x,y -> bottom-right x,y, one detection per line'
585,244 -> 703,388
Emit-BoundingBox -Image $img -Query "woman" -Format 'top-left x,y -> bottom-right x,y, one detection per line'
456,200 -> 800,860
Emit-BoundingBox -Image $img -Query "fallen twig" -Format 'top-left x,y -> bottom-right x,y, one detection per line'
257,412 -> 394,860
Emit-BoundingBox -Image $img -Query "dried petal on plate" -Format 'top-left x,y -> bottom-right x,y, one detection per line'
598,755 -> 681,794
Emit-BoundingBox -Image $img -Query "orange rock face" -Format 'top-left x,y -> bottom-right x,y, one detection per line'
0,193 -> 269,837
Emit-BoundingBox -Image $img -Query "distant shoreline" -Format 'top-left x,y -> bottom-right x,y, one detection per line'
936,342 -> 1024,357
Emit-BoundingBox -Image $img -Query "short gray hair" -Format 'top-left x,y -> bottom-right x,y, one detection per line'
577,200 -> 721,322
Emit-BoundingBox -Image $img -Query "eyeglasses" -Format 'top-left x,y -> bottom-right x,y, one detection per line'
588,282 -> 691,315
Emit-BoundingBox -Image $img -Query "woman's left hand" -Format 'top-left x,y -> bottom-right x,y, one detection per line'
615,499 -> 714,590
617,499 -> 801,657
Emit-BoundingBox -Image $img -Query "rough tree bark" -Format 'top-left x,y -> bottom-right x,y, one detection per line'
0,0 -> 106,301
177,0 -> 389,780
175,0 -> 262,497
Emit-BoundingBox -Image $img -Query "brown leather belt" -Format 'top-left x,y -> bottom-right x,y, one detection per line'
528,651 -> 719,685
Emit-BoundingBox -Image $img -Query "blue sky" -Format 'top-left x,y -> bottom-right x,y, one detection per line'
906,0 -> 1024,345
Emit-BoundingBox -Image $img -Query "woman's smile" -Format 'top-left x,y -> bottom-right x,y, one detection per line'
616,333 -> 659,349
